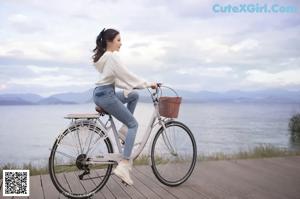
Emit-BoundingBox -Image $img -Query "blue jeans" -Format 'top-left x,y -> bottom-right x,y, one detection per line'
93,84 -> 139,159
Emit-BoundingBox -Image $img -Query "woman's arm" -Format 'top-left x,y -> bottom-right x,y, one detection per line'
111,53 -> 154,89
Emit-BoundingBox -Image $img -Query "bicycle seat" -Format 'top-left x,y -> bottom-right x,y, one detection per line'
95,106 -> 108,115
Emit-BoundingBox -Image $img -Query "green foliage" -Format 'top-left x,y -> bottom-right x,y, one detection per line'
289,114 -> 300,142
289,113 -> 300,133
198,144 -> 300,161
133,154 -> 150,165
0,163 -> 48,179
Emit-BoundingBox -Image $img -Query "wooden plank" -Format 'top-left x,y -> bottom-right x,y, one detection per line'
104,174 -> 130,199
235,158 -> 300,198
135,165 -> 203,199
80,171 -> 106,199
56,173 -> 71,199
94,184 -> 113,199
198,160 -> 282,199
132,167 -> 178,199
64,172 -> 86,195
98,184 -> 114,199
254,158 -> 300,184
127,169 -> 161,199
195,161 -> 264,198
217,159 -> 287,199
111,175 -> 144,199
29,175 -> 44,199
200,160 -> 255,198
72,170 -> 104,198
225,159 -> 296,199
8,157 -> 300,199
264,156 -> 300,171
145,161 -> 231,198
0,195 -> 12,199
144,161 -> 236,199
0,178 -> 9,199
40,174 -> 60,199
183,162 -> 226,199
93,170 -> 115,199
282,155 -> 300,163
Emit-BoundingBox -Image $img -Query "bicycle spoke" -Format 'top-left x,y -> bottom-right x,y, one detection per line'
49,121 -> 113,198
69,128 -> 81,155
151,121 -> 197,186
56,150 -> 77,161
76,126 -> 84,154
59,140 -> 80,148
85,126 -> 96,155
86,136 -> 104,155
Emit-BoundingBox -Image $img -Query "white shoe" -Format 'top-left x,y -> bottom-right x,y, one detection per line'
113,162 -> 133,185
118,125 -> 128,143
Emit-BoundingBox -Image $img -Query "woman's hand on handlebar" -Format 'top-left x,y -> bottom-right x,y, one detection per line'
150,83 -> 161,89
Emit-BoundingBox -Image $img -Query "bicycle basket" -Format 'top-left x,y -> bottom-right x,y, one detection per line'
158,96 -> 182,118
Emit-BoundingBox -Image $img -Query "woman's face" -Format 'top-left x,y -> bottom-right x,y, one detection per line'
107,34 -> 122,51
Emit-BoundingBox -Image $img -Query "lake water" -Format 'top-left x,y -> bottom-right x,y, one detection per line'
0,102 -> 300,166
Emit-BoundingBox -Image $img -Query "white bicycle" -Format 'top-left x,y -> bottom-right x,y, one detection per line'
48,85 -> 197,199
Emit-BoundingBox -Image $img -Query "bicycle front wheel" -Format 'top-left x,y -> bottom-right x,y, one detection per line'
49,120 -> 113,199
151,120 -> 197,186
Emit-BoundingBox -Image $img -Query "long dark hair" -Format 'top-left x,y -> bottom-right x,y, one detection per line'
92,28 -> 120,63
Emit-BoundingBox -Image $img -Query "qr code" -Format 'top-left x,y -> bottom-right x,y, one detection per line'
2,170 -> 30,196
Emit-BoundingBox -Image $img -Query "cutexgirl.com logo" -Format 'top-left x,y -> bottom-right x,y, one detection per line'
212,3 -> 298,14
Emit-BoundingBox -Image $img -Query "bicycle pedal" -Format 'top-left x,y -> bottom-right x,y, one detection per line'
119,139 -> 125,145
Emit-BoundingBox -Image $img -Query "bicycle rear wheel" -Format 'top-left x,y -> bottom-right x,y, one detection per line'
49,120 -> 113,199
151,120 -> 197,186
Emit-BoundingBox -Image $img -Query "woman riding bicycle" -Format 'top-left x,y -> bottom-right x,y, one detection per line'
92,28 -> 157,185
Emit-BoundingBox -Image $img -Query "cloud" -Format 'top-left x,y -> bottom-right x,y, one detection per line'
230,39 -> 259,52
7,14 -> 45,34
176,66 -> 233,77
8,75 -> 91,88
0,0 -> 300,94
27,65 -> 60,74
0,40 -> 90,64
0,84 -> 7,91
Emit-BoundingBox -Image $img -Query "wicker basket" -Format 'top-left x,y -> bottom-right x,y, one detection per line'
158,96 -> 182,118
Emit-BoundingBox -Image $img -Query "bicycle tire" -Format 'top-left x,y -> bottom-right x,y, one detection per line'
151,120 -> 197,186
49,120 -> 113,199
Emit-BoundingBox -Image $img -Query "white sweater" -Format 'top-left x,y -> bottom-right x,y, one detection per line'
94,51 -> 150,97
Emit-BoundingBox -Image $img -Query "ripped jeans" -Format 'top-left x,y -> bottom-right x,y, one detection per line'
93,84 -> 139,159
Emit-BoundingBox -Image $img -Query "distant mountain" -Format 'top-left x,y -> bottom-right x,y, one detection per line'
0,93 -> 76,105
0,93 -> 42,103
51,89 -> 93,104
37,97 -> 77,105
1,88 -> 299,105
0,97 -> 34,105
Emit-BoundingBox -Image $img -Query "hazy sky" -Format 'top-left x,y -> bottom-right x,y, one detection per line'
0,0 -> 300,96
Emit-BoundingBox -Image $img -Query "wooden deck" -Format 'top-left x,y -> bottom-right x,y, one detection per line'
1,156 -> 300,199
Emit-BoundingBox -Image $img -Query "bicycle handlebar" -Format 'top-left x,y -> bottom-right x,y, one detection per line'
147,83 -> 179,103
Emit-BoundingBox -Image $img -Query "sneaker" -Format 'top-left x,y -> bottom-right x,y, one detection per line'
113,161 -> 133,185
118,125 -> 128,144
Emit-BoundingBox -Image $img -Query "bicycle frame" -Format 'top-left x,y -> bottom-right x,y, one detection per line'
85,89 -> 174,165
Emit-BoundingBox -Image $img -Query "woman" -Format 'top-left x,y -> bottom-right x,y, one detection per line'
92,28 -> 157,185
